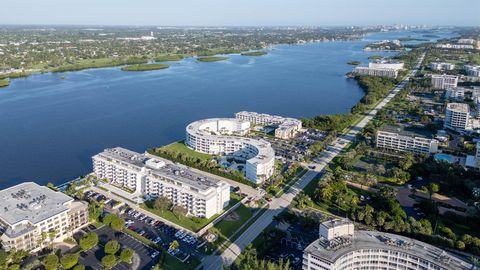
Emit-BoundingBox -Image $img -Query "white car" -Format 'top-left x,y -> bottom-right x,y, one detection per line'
151,251 -> 160,258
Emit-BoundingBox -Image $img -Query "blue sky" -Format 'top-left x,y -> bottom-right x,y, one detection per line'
2,0 -> 479,26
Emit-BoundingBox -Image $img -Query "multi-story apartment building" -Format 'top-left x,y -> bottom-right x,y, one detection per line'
376,129 -> 439,155
93,147 -> 230,218
368,59 -> 404,71
0,182 -> 88,252
445,88 -> 465,101
431,74 -> 458,89
235,111 -> 302,139
186,118 -> 275,184
430,62 -> 455,71
465,65 -> 480,77
353,66 -> 398,78
302,219 -> 473,270
435,43 -> 474,49
444,103 -> 470,130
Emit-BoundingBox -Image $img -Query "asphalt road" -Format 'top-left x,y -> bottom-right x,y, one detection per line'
202,53 -> 426,270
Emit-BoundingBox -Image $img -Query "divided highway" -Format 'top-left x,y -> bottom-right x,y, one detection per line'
203,53 -> 426,270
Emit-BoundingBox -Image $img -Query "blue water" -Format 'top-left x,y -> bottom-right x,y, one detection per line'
0,30 -> 455,188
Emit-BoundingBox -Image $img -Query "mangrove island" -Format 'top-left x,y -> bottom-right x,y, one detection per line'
121,63 -> 170,71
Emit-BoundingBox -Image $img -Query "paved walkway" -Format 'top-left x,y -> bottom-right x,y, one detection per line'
202,54 -> 427,270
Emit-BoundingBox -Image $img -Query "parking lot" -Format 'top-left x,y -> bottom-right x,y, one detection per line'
74,226 -> 159,270
262,221 -> 319,270
121,206 -> 204,263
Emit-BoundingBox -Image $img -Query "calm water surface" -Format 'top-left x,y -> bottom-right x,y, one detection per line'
0,30 -> 455,187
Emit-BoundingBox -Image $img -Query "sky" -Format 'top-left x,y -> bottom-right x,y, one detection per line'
2,0 -> 479,26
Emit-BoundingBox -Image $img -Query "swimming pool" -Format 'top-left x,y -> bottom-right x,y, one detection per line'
434,153 -> 456,164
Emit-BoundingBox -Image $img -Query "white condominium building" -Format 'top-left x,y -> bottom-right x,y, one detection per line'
444,103 -> 470,130
376,130 -> 439,155
353,66 -> 398,78
431,74 -> 458,90
465,65 -> 480,77
368,59 -> 404,71
0,182 -> 88,252
235,111 -> 302,139
435,43 -> 474,49
186,118 -> 275,184
430,62 -> 455,71
93,147 -> 230,218
445,88 -> 465,101
302,219 -> 473,270
457,38 -> 475,44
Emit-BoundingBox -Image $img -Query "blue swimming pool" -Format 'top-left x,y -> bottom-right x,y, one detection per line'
434,154 -> 456,163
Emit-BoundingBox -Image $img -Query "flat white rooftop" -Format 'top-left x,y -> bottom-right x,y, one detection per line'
0,182 -> 73,226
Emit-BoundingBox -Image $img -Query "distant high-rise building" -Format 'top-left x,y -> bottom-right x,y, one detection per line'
444,103 -> 470,130
431,74 -> 458,89
353,66 -> 398,78
430,62 -> 455,71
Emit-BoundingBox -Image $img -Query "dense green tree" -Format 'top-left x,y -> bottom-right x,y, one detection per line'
101,255 -> 116,269
119,248 -> 134,264
104,240 -> 121,255
79,232 -> 98,251
60,253 -> 79,269
73,265 -> 85,270
43,254 -> 59,270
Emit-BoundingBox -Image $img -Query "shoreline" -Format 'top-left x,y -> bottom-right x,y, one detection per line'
0,35 -> 367,80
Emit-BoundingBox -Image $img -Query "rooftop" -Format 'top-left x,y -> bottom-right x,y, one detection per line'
320,218 -> 353,229
95,147 -> 227,192
379,124 -> 433,139
305,230 -> 473,270
447,103 -> 469,113
0,182 -> 73,226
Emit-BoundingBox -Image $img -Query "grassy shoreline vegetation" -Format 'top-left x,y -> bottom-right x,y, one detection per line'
197,56 -> 229,62
367,55 -> 384,59
121,63 -> 169,71
0,72 -> 30,80
303,75 -> 397,132
50,57 -> 148,73
0,79 -> 9,87
241,51 -> 267,56
154,55 -> 184,62
347,60 -> 361,65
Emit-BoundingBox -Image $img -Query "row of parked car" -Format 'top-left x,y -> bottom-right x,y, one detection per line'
84,190 -> 119,208
123,207 -> 201,249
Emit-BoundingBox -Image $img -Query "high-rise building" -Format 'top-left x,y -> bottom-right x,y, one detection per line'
353,66 -> 398,78
185,118 -> 275,184
431,74 -> 458,89
0,182 -> 88,252
302,219 -> 473,270
430,62 -> 455,71
444,103 -> 470,130
368,59 -> 404,71
464,65 -> 480,77
376,129 -> 439,155
93,147 -> 230,218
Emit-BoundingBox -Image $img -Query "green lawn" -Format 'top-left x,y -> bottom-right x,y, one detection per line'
161,141 -> 212,161
207,203 -> 253,252
141,195 -> 241,232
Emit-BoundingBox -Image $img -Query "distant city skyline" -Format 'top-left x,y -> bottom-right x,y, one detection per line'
2,0 -> 479,26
